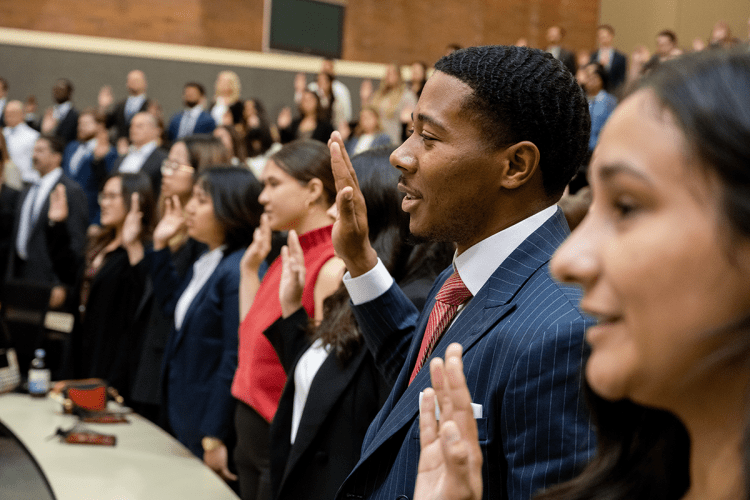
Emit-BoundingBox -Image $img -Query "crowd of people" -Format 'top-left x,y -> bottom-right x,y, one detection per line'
0,15 -> 748,500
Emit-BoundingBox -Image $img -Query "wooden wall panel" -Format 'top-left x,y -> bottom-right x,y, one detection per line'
0,0 -> 599,64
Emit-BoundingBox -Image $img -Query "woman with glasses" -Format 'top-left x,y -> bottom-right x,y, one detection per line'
51,173 -> 156,402
130,133 -> 231,422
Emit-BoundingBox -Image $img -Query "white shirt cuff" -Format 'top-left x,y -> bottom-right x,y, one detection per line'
343,258 -> 394,305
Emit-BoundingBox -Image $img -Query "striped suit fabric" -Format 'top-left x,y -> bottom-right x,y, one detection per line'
335,208 -> 596,500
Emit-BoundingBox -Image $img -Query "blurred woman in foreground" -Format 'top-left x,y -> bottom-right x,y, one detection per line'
415,50 -> 750,500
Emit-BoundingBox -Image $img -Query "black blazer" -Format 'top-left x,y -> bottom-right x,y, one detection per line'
114,147 -> 167,198
557,47 -> 577,74
55,106 -> 79,147
590,49 -> 628,91
264,308 -> 392,500
0,184 -> 20,284
6,174 -> 88,298
279,118 -> 334,145
106,98 -> 151,140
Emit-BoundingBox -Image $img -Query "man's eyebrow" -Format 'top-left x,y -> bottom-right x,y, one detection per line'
415,113 -> 448,132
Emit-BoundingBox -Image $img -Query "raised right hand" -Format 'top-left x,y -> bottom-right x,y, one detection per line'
48,184 -> 69,223
328,131 -> 378,277
278,230 -> 306,318
122,192 -> 143,247
98,85 -> 114,109
241,213 -> 272,274
153,195 -> 186,250
277,107 -> 293,130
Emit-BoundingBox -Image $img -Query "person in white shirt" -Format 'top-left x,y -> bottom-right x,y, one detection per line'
114,111 -> 167,196
294,59 -> 353,130
3,100 -> 40,184
99,70 -> 151,145
40,78 -> 79,146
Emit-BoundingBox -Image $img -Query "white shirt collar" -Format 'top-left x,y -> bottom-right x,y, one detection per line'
130,140 -> 158,157
453,205 -> 558,295
54,101 -> 72,119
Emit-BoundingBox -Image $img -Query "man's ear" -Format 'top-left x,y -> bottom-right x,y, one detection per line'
498,141 -> 540,190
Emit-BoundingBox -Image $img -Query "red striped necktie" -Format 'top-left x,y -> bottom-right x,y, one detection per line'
409,271 -> 472,384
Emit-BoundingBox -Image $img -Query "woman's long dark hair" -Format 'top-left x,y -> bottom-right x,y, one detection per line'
196,165 -> 263,253
89,172 -> 156,255
314,146 -> 453,364
536,49 -> 750,500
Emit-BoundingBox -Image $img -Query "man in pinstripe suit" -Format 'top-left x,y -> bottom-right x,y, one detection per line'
328,45 -> 595,500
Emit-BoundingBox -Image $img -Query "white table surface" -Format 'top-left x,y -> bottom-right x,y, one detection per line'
0,393 -> 239,500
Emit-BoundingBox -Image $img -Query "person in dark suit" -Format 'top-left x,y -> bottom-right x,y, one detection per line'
39,79 -> 79,148
328,45 -> 594,500
0,77 -> 8,128
7,135 -> 88,305
49,173 -> 155,402
123,165 -> 263,486
167,82 -> 216,143
590,25 -> 627,93
262,146 -> 452,500
61,109 -> 117,227
0,158 -> 20,284
114,111 -> 166,197
99,70 -> 151,142
546,26 -> 577,74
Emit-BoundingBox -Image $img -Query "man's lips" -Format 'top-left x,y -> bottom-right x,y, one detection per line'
397,183 -> 422,201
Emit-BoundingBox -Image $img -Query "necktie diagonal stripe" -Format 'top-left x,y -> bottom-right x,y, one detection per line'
409,271 -> 472,384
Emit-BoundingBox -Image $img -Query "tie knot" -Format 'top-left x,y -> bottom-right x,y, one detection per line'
435,271 -> 472,306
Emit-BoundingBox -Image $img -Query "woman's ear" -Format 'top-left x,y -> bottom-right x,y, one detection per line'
306,178 -> 325,207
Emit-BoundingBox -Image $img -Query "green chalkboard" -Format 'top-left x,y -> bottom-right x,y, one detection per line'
269,0 -> 345,59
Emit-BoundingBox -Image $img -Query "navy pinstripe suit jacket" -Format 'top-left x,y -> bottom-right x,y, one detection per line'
336,208 -> 595,500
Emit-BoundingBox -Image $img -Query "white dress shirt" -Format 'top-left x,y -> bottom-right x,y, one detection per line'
177,105 -> 204,139
53,101 -> 72,122
117,140 -> 158,174
68,138 -> 97,177
291,338 -> 332,444
16,167 -> 63,259
344,205 -> 558,305
3,122 -> 40,183
174,245 -> 226,331
125,94 -> 146,120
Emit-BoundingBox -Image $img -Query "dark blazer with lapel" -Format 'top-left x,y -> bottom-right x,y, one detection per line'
62,141 -> 117,225
264,308 -> 393,500
167,110 -> 216,142
55,106 -> 79,147
106,98 -> 151,140
336,209 -> 595,500
590,49 -> 627,91
114,147 -> 166,199
148,246 -> 241,458
7,174 -> 88,292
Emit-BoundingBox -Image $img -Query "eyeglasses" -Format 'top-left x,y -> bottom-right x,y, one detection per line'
98,191 -> 123,204
161,159 -> 195,176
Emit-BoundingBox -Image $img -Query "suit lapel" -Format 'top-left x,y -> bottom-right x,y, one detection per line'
358,208 -> 571,461
280,348 -> 369,488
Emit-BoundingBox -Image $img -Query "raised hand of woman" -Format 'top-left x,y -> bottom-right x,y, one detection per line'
414,343 -> 483,500
153,195 -> 186,251
241,213 -> 272,275
122,193 -> 146,264
48,184 -> 69,223
279,230 -> 306,318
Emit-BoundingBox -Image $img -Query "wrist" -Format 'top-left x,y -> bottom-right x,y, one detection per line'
202,436 -> 223,452
152,238 -> 168,251
343,246 -> 378,278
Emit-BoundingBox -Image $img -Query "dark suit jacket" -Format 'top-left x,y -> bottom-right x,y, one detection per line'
557,47 -> 577,74
264,308 -> 393,500
279,118 -> 335,145
0,184 -> 20,283
114,147 -> 167,198
106,98 -> 151,140
335,209 -> 595,500
7,174 -> 88,296
148,247 -> 242,458
167,109 -> 216,142
590,49 -> 627,91
54,106 -> 79,147
62,141 -> 117,225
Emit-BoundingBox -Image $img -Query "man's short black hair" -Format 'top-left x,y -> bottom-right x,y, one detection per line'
657,29 -> 677,43
38,134 -> 65,156
184,81 -> 206,96
434,45 -> 590,198
587,62 -> 610,90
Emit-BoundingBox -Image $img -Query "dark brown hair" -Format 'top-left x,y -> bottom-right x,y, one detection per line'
270,138 -> 335,206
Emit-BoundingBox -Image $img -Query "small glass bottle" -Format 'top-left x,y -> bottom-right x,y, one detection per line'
28,349 -> 50,398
